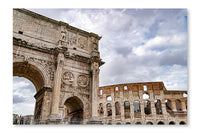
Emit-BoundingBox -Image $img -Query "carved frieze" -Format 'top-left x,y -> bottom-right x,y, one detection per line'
68,32 -> 77,46
93,43 -> 98,51
91,36 -> 99,51
77,75 -> 89,87
78,36 -> 87,50
62,71 -> 74,85
13,53 -> 55,82
59,26 -> 69,47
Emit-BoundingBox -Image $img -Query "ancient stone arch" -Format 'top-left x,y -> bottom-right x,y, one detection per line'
63,96 -> 84,124
13,8 -> 104,124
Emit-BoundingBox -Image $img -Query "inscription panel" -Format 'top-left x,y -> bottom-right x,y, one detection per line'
13,10 -> 59,46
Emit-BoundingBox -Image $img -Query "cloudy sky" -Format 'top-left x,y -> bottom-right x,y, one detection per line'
13,8 -> 187,115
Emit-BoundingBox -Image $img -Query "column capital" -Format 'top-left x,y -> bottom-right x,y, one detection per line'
90,55 -> 105,67
34,87 -> 52,99
54,46 -> 68,56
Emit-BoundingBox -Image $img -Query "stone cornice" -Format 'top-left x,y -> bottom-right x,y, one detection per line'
13,37 -> 55,54
34,87 -> 52,99
13,37 -> 104,66
164,90 -> 187,94
14,8 -> 102,40
89,56 -> 105,67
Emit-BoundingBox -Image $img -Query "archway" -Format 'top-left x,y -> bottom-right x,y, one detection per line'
13,62 -> 45,92
13,62 -> 46,124
146,121 -> 153,125
13,76 -> 36,124
157,121 -> 164,125
64,96 -> 84,124
135,122 -> 142,125
169,121 -> 175,125
179,121 -> 186,125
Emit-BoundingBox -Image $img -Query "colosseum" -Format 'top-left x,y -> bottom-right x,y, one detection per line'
98,82 -> 187,125
13,9 -> 187,125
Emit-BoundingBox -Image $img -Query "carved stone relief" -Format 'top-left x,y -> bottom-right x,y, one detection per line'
13,53 -> 55,82
91,37 -> 98,51
78,36 -> 87,50
77,75 -> 89,87
62,71 -> 74,85
68,32 -> 77,46
93,43 -> 98,51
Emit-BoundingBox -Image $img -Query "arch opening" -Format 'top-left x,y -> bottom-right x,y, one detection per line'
115,102 -> 121,116
157,121 -> 164,125
106,103 -> 112,116
126,122 -> 131,124
98,103 -> 104,117
169,121 -> 175,125
13,62 -> 46,124
179,121 -> 186,125
146,121 -> 153,125
175,99 -> 182,111
165,100 -> 172,113
144,100 -> 151,115
133,100 -> 141,118
135,122 -> 142,125
13,76 -> 36,124
124,101 -> 130,119
64,96 -> 84,124
155,99 -> 162,115
13,62 -> 45,92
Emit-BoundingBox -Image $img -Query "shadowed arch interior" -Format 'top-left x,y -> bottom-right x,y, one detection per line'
64,96 -> 84,124
13,62 -> 45,92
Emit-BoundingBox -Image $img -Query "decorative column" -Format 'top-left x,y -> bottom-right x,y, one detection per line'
161,100 -> 168,122
87,35 -> 104,124
48,47 -> 65,122
140,100 -> 145,119
181,101 -> 187,111
34,87 -> 52,124
112,102 -> 115,120
88,61 -> 102,124
120,101 -> 125,121
151,100 -> 156,119
171,100 -> 177,111
130,101 -> 134,120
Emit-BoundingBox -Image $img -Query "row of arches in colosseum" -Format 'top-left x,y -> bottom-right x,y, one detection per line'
98,99 -> 187,118
109,121 -> 186,125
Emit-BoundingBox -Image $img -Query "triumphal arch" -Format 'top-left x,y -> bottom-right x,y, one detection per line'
13,9 -> 187,125
13,9 -> 104,124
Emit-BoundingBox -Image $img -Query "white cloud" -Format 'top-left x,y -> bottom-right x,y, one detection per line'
13,77 -> 36,115
133,33 -> 187,56
13,102 -> 35,116
13,80 -> 29,90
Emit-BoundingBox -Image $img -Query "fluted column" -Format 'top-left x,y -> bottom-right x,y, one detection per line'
90,62 -> 100,121
49,48 -> 65,120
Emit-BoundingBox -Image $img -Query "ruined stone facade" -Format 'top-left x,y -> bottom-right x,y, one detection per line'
13,9 -> 104,124
13,9 -> 187,125
98,82 -> 187,125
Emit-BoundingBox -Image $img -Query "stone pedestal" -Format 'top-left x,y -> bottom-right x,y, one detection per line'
47,114 -> 62,124
87,117 -> 103,125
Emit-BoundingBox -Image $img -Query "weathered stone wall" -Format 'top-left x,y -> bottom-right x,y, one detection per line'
98,82 -> 187,125
13,9 -> 104,124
